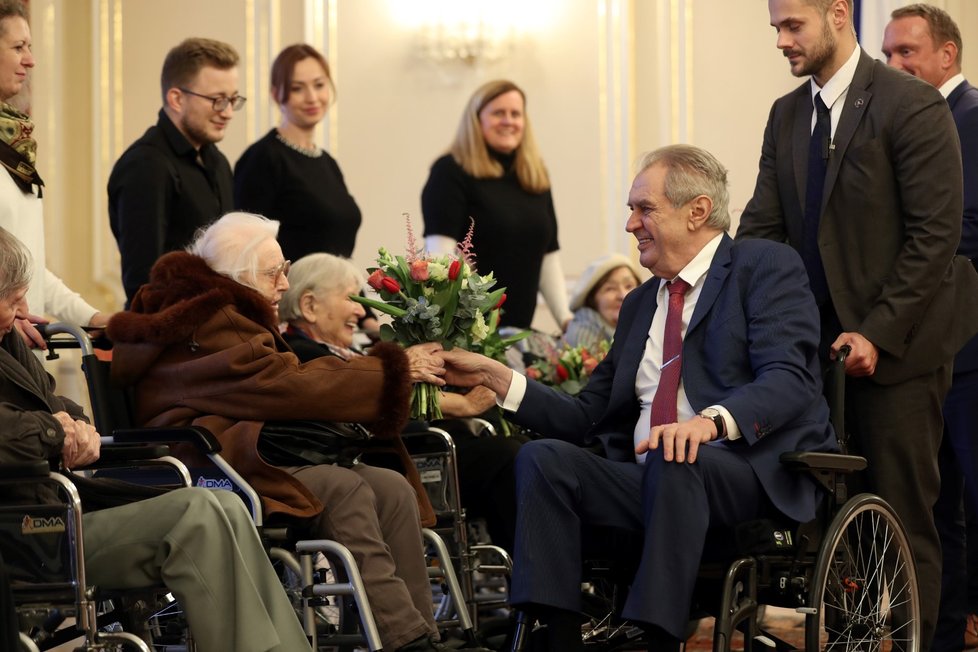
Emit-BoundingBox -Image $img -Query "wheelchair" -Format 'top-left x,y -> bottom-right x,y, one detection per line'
508,346 -> 920,652
1,433 -> 204,651
40,322 -> 488,651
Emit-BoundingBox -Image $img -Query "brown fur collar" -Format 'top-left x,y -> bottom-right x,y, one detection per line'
107,251 -> 279,346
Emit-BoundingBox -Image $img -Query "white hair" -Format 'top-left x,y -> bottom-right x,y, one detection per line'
187,212 -> 281,288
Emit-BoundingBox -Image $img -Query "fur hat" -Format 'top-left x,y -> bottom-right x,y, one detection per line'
569,253 -> 643,311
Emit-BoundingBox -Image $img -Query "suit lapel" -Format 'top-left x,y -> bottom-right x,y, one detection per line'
793,90 -> 812,212
822,51 -> 873,209
688,235 -> 733,336
616,281 -> 659,392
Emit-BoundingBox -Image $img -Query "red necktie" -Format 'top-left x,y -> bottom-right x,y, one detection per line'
650,279 -> 691,427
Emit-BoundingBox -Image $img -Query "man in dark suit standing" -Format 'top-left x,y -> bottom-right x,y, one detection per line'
883,6 -> 978,650
441,145 -> 837,651
737,1 -> 978,647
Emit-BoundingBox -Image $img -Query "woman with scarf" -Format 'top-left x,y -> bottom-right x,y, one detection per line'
107,213 -> 488,652
0,0 -> 108,347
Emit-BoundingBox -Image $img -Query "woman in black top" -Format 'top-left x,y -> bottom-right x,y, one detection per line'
421,80 -> 572,330
234,44 -> 360,262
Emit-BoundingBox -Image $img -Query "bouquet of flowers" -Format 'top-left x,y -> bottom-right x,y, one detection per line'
526,340 -> 610,396
353,216 -> 525,420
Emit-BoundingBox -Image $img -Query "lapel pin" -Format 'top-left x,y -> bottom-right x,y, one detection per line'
854,98 -> 864,108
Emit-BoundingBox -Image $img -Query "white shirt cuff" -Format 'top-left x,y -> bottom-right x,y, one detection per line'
499,372 -> 528,412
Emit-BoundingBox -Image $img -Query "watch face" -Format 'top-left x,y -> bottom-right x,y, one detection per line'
701,408 -> 720,418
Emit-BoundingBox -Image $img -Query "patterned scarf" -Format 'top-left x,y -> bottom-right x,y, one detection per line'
0,101 -> 43,196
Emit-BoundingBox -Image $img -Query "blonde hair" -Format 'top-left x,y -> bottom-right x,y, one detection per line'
448,79 -> 550,194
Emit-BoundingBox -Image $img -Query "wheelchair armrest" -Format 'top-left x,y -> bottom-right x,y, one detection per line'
86,444 -> 172,465
0,460 -> 51,479
780,451 -> 867,473
110,426 -> 222,454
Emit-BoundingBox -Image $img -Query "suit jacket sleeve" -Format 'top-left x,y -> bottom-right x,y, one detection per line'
857,87 -> 963,356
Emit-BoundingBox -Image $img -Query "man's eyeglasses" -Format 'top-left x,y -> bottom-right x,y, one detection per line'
179,88 -> 247,112
260,260 -> 291,281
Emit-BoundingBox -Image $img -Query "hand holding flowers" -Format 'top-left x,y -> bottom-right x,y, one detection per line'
353,216 -> 524,419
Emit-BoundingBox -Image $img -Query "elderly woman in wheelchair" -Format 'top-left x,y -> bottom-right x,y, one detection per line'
0,226 -> 310,651
107,212 -> 488,652
279,252 -> 525,553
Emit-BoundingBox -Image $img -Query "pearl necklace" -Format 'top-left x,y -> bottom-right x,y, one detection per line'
275,131 -> 323,158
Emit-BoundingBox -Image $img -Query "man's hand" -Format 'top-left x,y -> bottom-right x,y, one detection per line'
15,314 -> 49,349
404,342 -> 446,386
636,416 -> 717,463
54,411 -> 101,468
831,332 -> 878,377
439,349 -> 513,398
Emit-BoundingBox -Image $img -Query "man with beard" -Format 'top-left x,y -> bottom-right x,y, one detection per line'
737,1 -> 978,648
108,37 -> 242,305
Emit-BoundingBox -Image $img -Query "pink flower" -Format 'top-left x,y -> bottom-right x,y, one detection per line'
367,269 -> 386,291
410,259 -> 430,281
381,277 -> 401,294
448,259 -> 462,281
527,367 -> 542,381
582,357 -> 599,374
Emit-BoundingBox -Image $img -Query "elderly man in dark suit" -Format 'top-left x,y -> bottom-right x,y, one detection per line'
440,144 -> 837,651
737,1 -> 978,648
883,5 -> 978,650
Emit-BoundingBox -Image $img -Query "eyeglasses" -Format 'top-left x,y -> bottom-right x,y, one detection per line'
178,88 -> 247,112
260,259 -> 291,281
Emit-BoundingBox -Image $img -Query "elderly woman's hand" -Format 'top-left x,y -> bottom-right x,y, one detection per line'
439,385 -> 497,418
405,342 -> 446,386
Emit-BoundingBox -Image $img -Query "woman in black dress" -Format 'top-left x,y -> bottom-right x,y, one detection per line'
421,80 -> 572,330
234,44 -> 360,263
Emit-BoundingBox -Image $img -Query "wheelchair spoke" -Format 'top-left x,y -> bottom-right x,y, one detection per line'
806,494 -> 920,652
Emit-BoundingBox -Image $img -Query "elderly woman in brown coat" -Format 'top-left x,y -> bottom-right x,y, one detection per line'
107,212 -> 481,652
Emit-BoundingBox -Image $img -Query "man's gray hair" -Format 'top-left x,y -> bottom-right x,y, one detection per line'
637,144 -> 731,231
187,212 -> 280,289
0,226 -> 32,299
279,253 -> 365,323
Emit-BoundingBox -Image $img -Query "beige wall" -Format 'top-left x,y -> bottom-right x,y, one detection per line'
27,0 -> 978,334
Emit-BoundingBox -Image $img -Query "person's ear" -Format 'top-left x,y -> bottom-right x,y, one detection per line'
299,292 -> 318,322
164,87 -> 184,114
941,41 -> 959,71
687,195 -> 713,230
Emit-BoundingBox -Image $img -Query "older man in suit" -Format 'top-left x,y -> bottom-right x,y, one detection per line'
441,144 -> 837,651
883,6 -> 978,650
737,0 -> 978,647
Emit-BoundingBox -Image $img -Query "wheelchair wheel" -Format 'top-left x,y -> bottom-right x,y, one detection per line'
805,493 -> 919,652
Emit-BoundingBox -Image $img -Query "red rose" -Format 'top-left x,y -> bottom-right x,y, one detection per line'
367,269 -> 386,291
448,259 -> 462,281
409,259 -> 430,282
494,293 -> 507,310
381,277 -> 401,294
556,363 -> 569,382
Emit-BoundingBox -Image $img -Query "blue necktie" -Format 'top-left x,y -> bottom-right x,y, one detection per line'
803,92 -> 831,306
